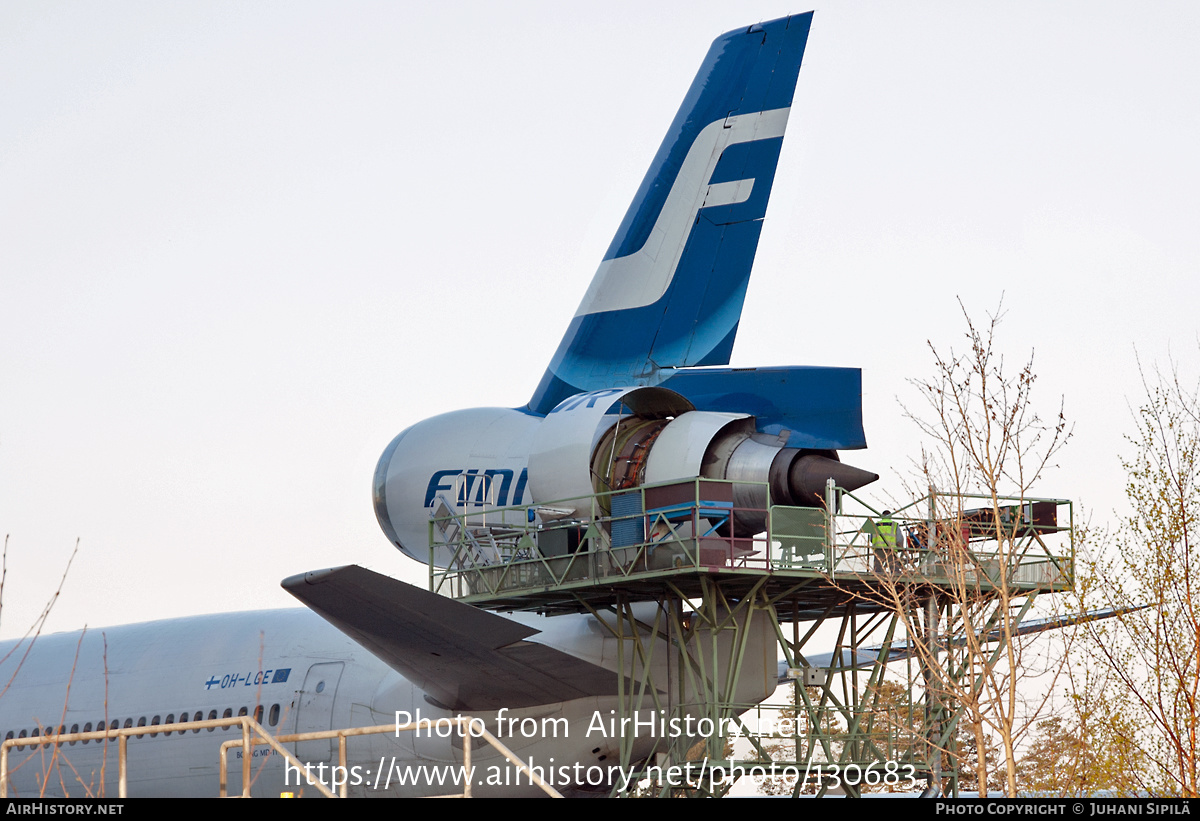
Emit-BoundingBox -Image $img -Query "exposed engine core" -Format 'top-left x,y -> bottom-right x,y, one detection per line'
584,392 -> 878,534
529,386 -> 877,528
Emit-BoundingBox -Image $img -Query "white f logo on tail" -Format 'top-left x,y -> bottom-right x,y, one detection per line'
575,107 -> 791,317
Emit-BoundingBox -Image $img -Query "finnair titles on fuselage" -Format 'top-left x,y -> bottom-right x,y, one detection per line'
0,13 -> 879,797
423,468 -> 529,509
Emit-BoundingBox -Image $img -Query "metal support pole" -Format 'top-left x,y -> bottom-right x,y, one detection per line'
242,719 -> 251,797
119,735 -> 128,798
462,725 -> 473,798
339,734 -> 348,798
922,594 -> 942,797
825,478 -> 836,572
928,485 -> 937,573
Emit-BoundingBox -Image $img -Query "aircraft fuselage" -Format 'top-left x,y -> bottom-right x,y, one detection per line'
0,609 -> 636,798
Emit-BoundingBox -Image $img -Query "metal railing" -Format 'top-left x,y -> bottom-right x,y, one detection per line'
430,478 -> 769,598
429,478 -> 1074,600
776,489 -> 1076,591
0,715 -> 294,799
220,716 -> 562,798
0,716 -> 562,798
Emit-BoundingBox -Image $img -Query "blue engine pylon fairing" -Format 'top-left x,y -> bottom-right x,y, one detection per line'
660,366 -> 866,452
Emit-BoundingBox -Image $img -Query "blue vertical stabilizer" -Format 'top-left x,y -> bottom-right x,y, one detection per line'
529,15 -> 814,414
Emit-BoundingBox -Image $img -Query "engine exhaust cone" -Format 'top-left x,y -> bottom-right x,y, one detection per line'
788,455 -> 879,505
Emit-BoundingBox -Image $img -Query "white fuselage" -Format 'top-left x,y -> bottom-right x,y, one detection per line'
0,608 -> 647,798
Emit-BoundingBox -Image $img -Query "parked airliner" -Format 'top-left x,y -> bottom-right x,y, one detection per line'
0,12 -> 877,797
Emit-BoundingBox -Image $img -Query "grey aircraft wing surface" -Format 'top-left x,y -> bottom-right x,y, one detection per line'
283,565 -> 621,711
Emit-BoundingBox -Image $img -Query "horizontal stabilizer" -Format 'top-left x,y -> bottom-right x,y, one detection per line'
282,565 -> 619,711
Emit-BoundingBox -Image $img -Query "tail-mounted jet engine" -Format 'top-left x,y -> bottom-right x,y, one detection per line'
528,386 -> 877,535
373,386 -> 877,567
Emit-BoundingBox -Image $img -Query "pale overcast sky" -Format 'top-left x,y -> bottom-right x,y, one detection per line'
2,1 -> 1198,636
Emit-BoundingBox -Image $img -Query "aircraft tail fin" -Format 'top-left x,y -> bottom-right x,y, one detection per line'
529,14 -> 813,414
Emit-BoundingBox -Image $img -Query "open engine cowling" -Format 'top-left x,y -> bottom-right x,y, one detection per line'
528,386 -> 878,533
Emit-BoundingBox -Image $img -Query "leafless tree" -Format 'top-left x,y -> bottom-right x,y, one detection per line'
826,301 -> 1073,795
0,537 -> 85,796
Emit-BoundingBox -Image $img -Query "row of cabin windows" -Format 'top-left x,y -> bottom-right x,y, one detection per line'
4,703 -> 283,751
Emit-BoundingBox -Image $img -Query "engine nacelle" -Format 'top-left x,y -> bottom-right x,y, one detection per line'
373,387 -> 877,566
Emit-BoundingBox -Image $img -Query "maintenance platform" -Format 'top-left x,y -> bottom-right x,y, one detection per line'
427,478 -> 1074,797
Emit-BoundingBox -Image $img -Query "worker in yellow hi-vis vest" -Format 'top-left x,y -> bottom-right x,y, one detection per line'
872,510 -> 904,573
